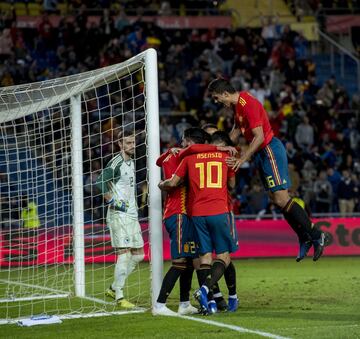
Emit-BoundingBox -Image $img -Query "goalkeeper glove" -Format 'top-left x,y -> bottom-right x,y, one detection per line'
106,197 -> 129,212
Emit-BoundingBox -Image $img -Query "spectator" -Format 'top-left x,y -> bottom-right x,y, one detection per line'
249,80 -> 270,105
313,170 -> 333,213
20,197 -> 41,230
295,115 -> 314,152
337,169 -> 358,216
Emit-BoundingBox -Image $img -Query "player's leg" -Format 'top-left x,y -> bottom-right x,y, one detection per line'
153,214 -> 195,316
105,210 -> 134,307
259,138 -> 328,261
177,217 -> 199,315
224,211 -> 239,311
196,214 -> 234,314
192,216 -> 213,314
127,217 -> 145,277
224,261 -> 238,311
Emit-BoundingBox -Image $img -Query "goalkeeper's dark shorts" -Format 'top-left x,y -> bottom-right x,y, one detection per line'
164,214 -> 198,259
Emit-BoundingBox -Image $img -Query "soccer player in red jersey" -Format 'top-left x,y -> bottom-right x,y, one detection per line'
154,128 -> 235,316
207,78 -> 329,261
159,129 -> 238,315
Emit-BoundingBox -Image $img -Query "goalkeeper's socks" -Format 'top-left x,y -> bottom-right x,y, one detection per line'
157,262 -> 186,303
126,253 -> 144,276
224,261 -> 236,296
113,252 -> 131,300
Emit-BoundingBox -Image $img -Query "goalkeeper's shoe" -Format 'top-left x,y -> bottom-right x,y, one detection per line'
208,300 -> 217,314
193,287 -> 209,315
177,303 -> 198,315
105,286 -> 116,300
117,298 -> 135,309
296,240 -> 312,262
215,296 -> 228,311
153,305 -> 178,316
313,231 -> 330,262
227,297 -> 239,312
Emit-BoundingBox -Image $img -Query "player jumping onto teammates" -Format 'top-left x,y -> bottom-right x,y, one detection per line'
159,129 -> 238,315
207,78 -> 329,262
96,130 -> 144,308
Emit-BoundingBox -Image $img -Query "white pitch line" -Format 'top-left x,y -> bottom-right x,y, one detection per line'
0,279 -> 69,295
180,315 -> 292,339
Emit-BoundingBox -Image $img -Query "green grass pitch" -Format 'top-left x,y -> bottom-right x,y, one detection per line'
1,257 -> 359,339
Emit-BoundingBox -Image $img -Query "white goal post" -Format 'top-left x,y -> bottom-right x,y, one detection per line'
0,48 -> 162,323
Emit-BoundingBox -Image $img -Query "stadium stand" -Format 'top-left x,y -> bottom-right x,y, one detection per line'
0,0 -> 359,225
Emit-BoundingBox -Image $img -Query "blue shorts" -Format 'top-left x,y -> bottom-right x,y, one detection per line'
192,213 -> 238,255
255,137 -> 291,192
164,214 -> 197,259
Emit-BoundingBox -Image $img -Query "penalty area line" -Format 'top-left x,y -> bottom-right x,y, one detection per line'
179,315 -> 292,339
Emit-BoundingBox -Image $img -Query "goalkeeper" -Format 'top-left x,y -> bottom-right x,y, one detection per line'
96,130 -> 144,309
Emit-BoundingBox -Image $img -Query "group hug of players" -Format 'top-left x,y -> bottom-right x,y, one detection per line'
153,78 -> 330,316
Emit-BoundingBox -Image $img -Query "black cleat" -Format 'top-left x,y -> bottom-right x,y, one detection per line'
313,231 -> 330,261
215,297 -> 228,311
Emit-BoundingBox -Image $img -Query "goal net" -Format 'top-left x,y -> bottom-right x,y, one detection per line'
0,48 -> 162,323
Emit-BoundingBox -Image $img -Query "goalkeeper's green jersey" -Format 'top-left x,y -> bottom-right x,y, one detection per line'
96,153 -> 138,219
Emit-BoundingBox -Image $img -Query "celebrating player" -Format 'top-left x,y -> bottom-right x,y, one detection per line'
207,78 -> 329,261
159,130 -> 238,315
152,131 -> 204,316
96,130 -> 144,308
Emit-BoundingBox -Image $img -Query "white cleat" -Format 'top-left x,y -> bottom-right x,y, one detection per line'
178,303 -> 199,315
152,305 -> 178,316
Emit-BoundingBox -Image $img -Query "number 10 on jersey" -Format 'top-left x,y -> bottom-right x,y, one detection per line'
195,161 -> 222,188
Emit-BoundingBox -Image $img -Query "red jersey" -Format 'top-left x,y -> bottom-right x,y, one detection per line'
235,91 -> 274,149
157,150 -> 186,219
175,151 -> 235,217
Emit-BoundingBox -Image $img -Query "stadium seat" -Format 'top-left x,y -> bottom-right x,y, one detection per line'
57,2 -> 68,15
28,3 -> 42,16
14,3 -> 27,16
0,2 -> 12,15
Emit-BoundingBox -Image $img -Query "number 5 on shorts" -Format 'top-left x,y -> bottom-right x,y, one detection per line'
266,175 -> 275,188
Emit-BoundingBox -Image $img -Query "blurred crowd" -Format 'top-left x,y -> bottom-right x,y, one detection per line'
0,2 -> 359,219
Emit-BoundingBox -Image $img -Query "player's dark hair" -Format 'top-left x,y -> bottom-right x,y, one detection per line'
208,78 -> 236,94
201,123 -> 218,131
118,129 -> 134,140
183,127 -> 208,144
211,131 -> 234,146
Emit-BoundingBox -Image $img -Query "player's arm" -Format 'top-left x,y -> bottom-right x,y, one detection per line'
229,124 -> 241,145
227,126 -> 264,172
96,166 -> 114,196
95,164 -> 128,211
156,149 -> 171,167
159,157 -> 187,191
227,168 -> 236,190
158,174 -> 183,191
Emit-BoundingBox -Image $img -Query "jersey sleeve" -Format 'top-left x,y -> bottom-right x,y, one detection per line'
174,157 -> 188,178
156,149 -> 171,167
244,95 -> 263,129
179,144 -> 217,160
96,165 -> 115,194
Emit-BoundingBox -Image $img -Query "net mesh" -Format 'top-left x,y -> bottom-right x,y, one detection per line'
0,52 -> 152,322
